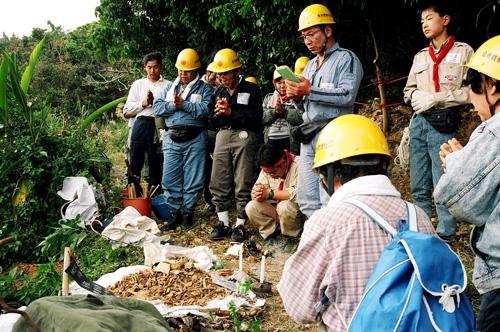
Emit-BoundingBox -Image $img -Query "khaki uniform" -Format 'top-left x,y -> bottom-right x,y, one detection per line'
404,41 -> 473,108
245,156 -> 305,238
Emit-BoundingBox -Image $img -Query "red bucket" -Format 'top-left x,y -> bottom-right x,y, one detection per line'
116,189 -> 130,214
123,198 -> 152,217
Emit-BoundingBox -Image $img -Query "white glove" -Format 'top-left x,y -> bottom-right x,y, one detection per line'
411,91 -> 434,114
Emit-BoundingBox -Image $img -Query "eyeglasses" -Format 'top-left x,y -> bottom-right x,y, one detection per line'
318,174 -> 329,193
298,29 -> 323,43
217,71 -> 233,78
263,161 -> 285,177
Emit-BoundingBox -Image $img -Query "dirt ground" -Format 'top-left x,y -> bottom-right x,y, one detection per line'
10,104 -> 481,331
106,104 -> 483,331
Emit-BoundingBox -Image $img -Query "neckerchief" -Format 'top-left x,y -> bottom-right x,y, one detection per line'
428,35 -> 456,92
274,150 -> 295,223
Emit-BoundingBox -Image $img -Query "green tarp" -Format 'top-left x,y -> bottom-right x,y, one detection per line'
13,294 -> 172,332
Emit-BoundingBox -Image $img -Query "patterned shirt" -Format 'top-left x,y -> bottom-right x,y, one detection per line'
277,176 -> 436,331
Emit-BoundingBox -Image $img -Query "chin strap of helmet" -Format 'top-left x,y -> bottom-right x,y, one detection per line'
326,163 -> 335,197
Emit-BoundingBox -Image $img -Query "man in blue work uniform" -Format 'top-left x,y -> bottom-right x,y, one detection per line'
285,4 -> 364,218
154,49 -> 213,230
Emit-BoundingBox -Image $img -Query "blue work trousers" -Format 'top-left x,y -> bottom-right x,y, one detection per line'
162,130 -> 207,214
409,114 -> 457,237
297,132 -> 329,218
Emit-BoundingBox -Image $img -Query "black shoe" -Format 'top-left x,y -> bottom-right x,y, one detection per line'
180,213 -> 194,230
437,234 -> 455,244
207,222 -> 232,241
231,225 -> 247,243
161,211 -> 182,231
268,224 -> 281,239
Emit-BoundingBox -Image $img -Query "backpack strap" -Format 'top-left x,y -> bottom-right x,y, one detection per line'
345,199 -> 418,237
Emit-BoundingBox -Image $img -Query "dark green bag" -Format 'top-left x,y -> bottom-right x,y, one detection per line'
13,294 -> 172,332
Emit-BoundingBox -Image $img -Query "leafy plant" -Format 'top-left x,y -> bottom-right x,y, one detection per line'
228,300 -> 262,332
0,257 -> 60,305
0,35 -> 126,267
38,217 -> 91,260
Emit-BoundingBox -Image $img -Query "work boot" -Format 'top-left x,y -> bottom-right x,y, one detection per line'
207,221 -> 232,241
161,211 -> 182,231
180,213 -> 194,230
231,225 -> 247,243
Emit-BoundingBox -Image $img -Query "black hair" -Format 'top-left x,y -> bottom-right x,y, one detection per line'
417,1 -> 454,34
256,142 -> 284,168
464,68 -> 484,94
318,155 -> 388,186
143,53 -> 163,66
417,1 -> 452,18
464,68 -> 500,94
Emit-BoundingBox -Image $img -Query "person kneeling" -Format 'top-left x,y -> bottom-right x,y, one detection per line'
245,143 -> 305,239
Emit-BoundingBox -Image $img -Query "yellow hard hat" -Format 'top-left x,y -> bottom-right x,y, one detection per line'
175,48 -> 201,71
465,35 -> 500,81
273,65 -> 293,84
212,48 -> 242,73
313,114 -> 392,172
245,77 -> 258,85
294,56 -> 310,75
298,4 -> 336,31
206,62 -> 215,72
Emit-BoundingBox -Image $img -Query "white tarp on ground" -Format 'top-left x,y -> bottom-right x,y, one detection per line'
0,245 -> 265,330
67,264 -> 265,317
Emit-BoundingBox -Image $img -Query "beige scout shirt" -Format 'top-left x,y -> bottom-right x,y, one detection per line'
404,38 -> 474,109
256,156 -> 300,202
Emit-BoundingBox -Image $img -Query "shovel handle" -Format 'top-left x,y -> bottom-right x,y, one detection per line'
0,236 -> 15,248
124,159 -> 135,177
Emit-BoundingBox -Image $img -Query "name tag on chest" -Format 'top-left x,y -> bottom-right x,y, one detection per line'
237,93 -> 250,105
446,53 -> 462,64
320,82 -> 335,89
190,94 -> 202,103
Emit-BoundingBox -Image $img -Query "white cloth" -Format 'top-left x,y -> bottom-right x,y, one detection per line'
144,242 -> 217,271
101,207 -> 169,249
68,265 -> 265,318
57,177 -> 99,222
328,175 -> 401,206
165,75 -> 200,102
0,307 -> 26,332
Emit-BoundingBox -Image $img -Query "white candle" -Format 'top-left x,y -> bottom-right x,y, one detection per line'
239,243 -> 243,271
260,255 -> 266,283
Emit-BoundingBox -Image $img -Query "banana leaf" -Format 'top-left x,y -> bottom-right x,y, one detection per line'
79,96 -> 127,133
0,58 -> 8,121
20,37 -> 45,94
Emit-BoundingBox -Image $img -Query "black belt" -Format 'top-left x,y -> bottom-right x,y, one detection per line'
138,116 -> 155,122
170,125 -> 204,131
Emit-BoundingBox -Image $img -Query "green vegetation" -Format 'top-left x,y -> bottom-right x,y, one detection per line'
0,0 -> 498,326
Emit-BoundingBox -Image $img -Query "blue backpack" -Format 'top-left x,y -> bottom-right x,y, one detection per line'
345,199 -> 476,332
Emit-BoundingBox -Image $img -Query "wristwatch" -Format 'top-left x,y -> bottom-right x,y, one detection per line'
268,189 -> 274,199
